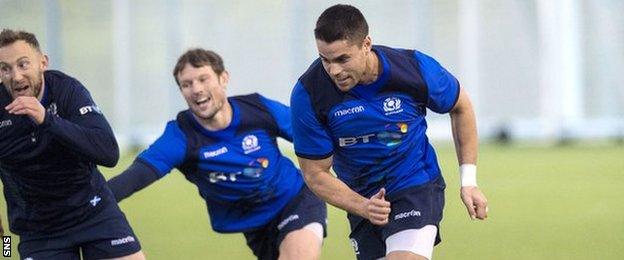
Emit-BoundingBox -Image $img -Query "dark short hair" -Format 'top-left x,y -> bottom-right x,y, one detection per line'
314,4 -> 369,45
0,29 -> 41,52
172,48 -> 225,86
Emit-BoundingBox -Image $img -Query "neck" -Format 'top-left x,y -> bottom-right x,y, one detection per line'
37,74 -> 45,101
194,101 -> 233,131
361,50 -> 381,84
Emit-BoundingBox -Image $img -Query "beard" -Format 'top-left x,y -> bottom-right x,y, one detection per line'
8,71 -> 43,99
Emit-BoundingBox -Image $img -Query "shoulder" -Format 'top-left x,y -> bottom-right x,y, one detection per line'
44,70 -> 85,91
44,70 -> 91,101
161,118 -> 188,142
230,93 -> 262,105
374,45 -> 422,72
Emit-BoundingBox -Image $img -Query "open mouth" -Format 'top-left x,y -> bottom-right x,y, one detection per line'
13,84 -> 30,96
195,96 -> 211,106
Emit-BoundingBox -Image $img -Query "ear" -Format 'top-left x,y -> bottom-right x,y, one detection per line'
362,35 -> 372,52
219,70 -> 230,88
41,54 -> 49,70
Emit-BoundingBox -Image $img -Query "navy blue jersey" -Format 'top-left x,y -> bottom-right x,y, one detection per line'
291,46 -> 459,197
0,70 -> 119,235
137,93 -> 304,233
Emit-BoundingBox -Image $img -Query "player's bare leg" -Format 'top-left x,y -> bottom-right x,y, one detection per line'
102,250 -> 146,260
387,251 -> 428,260
278,223 -> 323,260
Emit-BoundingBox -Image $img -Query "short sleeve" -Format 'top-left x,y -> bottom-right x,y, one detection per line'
290,81 -> 334,159
415,51 -> 460,114
259,95 -> 293,141
137,121 -> 187,178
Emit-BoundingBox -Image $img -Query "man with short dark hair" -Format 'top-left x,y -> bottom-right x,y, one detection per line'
108,48 -> 327,260
0,29 -> 144,259
291,4 -> 488,260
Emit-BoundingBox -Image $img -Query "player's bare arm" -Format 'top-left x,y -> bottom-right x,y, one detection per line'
450,86 -> 488,220
298,156 -> 391,225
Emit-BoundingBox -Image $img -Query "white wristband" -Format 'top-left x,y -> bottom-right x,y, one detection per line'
460,164 -> 478,187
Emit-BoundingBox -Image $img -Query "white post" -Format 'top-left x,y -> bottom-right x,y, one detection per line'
112,0 -> 132,151
536,0 -> 583,140
458,0 -> 480,115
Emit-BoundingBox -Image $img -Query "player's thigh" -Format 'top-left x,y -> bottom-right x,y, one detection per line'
385,225 -> 437,260
279,222 -> 323,260
100,250 -> 145,260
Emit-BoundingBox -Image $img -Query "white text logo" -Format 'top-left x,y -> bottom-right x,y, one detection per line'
79,105 -> 101,115
334,105 -> 365,117
277,214 -> 300,230
203,147 -> 228,158
338,133 -> 375,147
0,120 -> 12,129
394,209 -> 421,220
111,236 -> 136,246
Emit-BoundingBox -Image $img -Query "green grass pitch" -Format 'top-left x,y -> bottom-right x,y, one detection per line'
1,143 -> 623,259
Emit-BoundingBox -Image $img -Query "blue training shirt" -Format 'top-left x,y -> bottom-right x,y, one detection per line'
0,70 -> 119,236
136,93 -> 304,233
291,45 -> 459,197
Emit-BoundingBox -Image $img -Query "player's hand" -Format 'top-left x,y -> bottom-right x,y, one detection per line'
460,186 -> 488,220
5,96 -> 46,124
364,188 -> 391,225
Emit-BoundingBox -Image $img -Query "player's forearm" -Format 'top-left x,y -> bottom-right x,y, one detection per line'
302,168 -> 368,218
42,112 -> 120,167
450,89 -> 478,165
107,160 -> 159,202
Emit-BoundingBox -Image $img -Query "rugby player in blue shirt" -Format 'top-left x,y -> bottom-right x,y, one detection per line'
0,29 -> 144,259
290,5 -> 488,260
108,48 -> 327,260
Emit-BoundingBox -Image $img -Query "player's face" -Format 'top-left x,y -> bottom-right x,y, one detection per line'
176,63 -> 229,120
0,40 -> 48,100
316,37 -> 372,92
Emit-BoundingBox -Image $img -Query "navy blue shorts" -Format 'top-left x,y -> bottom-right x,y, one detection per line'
348,176 -> 446,260
18,193 -> 141,260
244,185 -> 327,260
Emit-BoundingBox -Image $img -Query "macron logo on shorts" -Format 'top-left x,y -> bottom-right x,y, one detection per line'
277,214 -> 299,230
394,209 -> 421,220
111,236 -> 136,246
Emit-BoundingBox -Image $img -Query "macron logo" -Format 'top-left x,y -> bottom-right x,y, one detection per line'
0,119 -> 12,129
111,236 -> 136,246
204,147 -> 228,158
334,105 -> 365,117
394,210 -> 421,220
